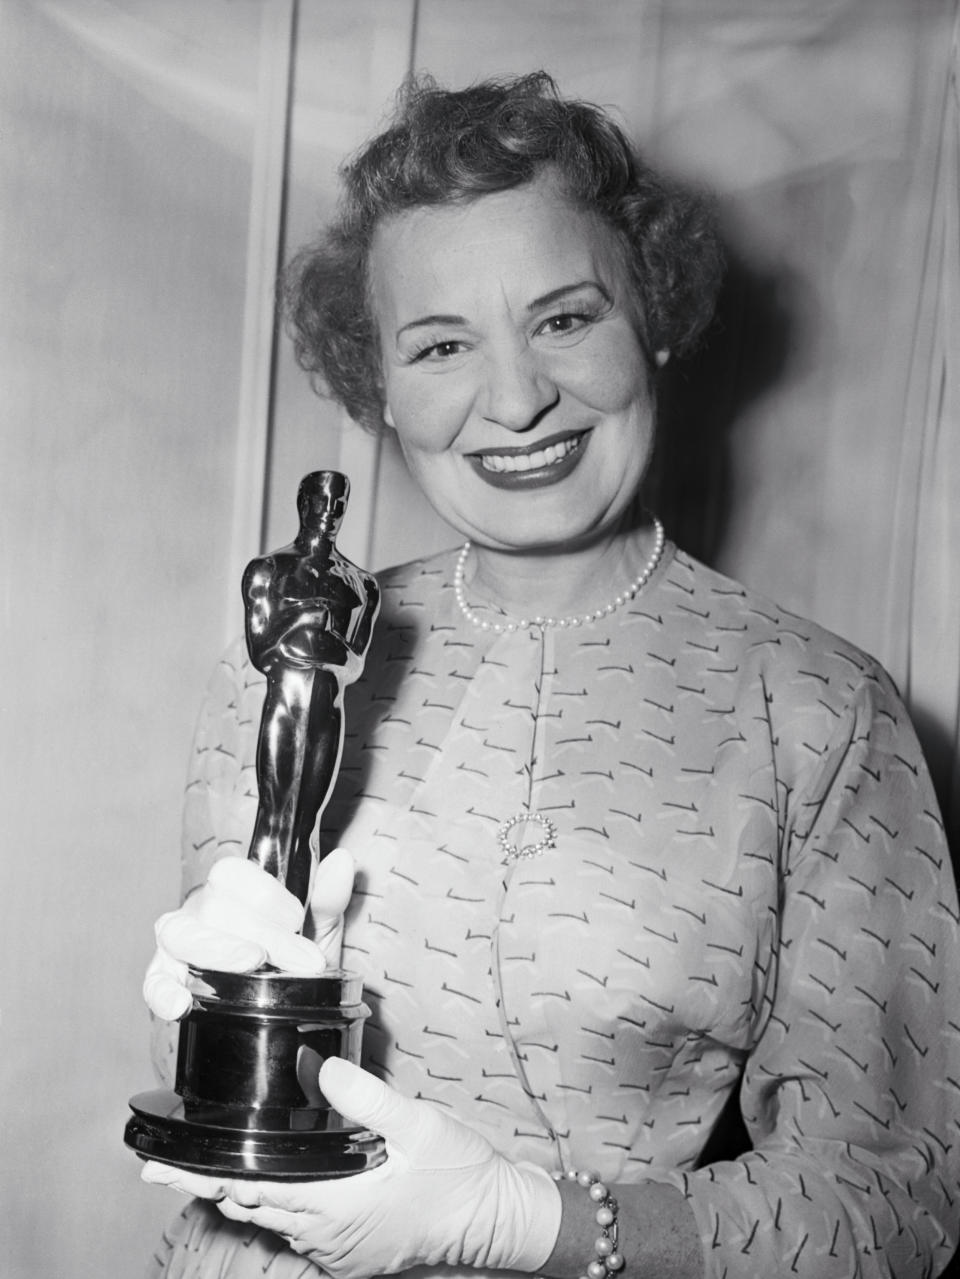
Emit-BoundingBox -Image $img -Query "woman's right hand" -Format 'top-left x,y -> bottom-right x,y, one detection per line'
143,849 -> 356,1021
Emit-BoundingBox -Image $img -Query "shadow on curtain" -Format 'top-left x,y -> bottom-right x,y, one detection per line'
637,0 -> 960,866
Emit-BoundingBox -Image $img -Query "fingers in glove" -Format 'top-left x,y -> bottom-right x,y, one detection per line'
319,1058 -> 401,1132
164,900 -> 327,975
311,848 -> 355,923
156,911 -> 268,973
307,847 -> 354,965
318,1058 -> 491,1168
216,1200 -> 307,1250
141,1164 -> 302,1244
140,1163 -> 227,1199
200,861 -> 328,973
206,858 -> 304,931
142,945 -> 192,1020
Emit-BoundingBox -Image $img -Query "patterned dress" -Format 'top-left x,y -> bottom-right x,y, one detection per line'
152,543 -> 960,1279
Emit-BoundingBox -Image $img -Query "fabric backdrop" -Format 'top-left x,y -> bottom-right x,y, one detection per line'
270,0 -> 960,853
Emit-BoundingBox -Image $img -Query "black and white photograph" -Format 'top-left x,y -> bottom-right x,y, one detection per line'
3,3 -> 960,1276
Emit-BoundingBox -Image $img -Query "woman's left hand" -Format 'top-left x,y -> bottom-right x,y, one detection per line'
141,1057 -> 562,1279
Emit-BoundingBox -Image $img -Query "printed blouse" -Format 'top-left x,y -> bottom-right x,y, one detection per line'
178,543 -> 960,1279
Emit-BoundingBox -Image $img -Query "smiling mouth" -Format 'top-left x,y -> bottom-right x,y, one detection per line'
466,430 -> 590,492
475,431 -> 587,473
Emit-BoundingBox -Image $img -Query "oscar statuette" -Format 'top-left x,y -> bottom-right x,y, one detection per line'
124,471 -> 386,1178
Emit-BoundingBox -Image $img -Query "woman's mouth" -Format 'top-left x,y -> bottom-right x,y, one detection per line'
467,431 -> 589,490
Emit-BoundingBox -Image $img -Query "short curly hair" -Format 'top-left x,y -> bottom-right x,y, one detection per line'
284,72 -> 723,432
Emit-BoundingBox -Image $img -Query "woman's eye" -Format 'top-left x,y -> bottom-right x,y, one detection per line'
539,311 -> 593,337
412,340 -> 465,363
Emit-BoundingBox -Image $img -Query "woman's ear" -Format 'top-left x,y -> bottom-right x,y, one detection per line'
383,402 -> 396,429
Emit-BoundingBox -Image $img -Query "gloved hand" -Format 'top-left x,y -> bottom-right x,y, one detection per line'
141,1057 -> 563,1278
142,849 -> 355,1020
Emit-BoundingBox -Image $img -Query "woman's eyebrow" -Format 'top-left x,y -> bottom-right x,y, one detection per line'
527,281 -> 609,312
397,313 -> 467,337
395,282 -> 610,338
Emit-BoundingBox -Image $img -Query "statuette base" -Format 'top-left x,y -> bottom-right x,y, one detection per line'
124,967 -> 386,1180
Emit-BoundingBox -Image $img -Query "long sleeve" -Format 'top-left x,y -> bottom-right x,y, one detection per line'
668,667 -> 960,1277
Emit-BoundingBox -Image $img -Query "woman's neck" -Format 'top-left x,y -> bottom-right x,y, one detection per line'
461,515 -> 663,623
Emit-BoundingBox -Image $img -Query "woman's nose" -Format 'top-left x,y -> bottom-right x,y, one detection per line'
479,342 -> 559,431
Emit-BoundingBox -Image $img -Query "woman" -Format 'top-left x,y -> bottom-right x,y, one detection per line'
142,74 -> 960,1278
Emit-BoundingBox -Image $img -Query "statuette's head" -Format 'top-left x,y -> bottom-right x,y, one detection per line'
297,470 -> 350,535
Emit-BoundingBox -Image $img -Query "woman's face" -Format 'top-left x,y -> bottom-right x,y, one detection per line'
368,171 -> 663,554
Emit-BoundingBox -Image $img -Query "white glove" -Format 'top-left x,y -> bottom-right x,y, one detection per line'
141,1057 -> 562,1278
143,850 -> 355,1021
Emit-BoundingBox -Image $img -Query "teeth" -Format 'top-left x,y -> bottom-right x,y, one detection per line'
480,434 -> 582,473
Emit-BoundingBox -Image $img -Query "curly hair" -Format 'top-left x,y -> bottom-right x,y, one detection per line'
283,72 -> 724,432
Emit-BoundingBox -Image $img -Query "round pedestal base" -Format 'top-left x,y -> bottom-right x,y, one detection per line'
126,1088 -> 385,1180
126,966 -> 385,1180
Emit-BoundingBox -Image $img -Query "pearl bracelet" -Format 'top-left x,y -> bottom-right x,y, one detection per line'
554,1169 -> 624,1279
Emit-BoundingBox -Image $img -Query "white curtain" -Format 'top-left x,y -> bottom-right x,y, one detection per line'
273,0 -> 960,847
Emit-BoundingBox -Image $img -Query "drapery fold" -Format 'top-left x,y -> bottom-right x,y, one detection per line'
882,8 -> 960,845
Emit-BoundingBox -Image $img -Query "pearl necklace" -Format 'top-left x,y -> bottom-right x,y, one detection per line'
453,517 -> 665,634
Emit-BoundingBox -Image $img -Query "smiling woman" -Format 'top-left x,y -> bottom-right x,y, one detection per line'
142,72 -> 960,1279
369,176 -> 661,575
